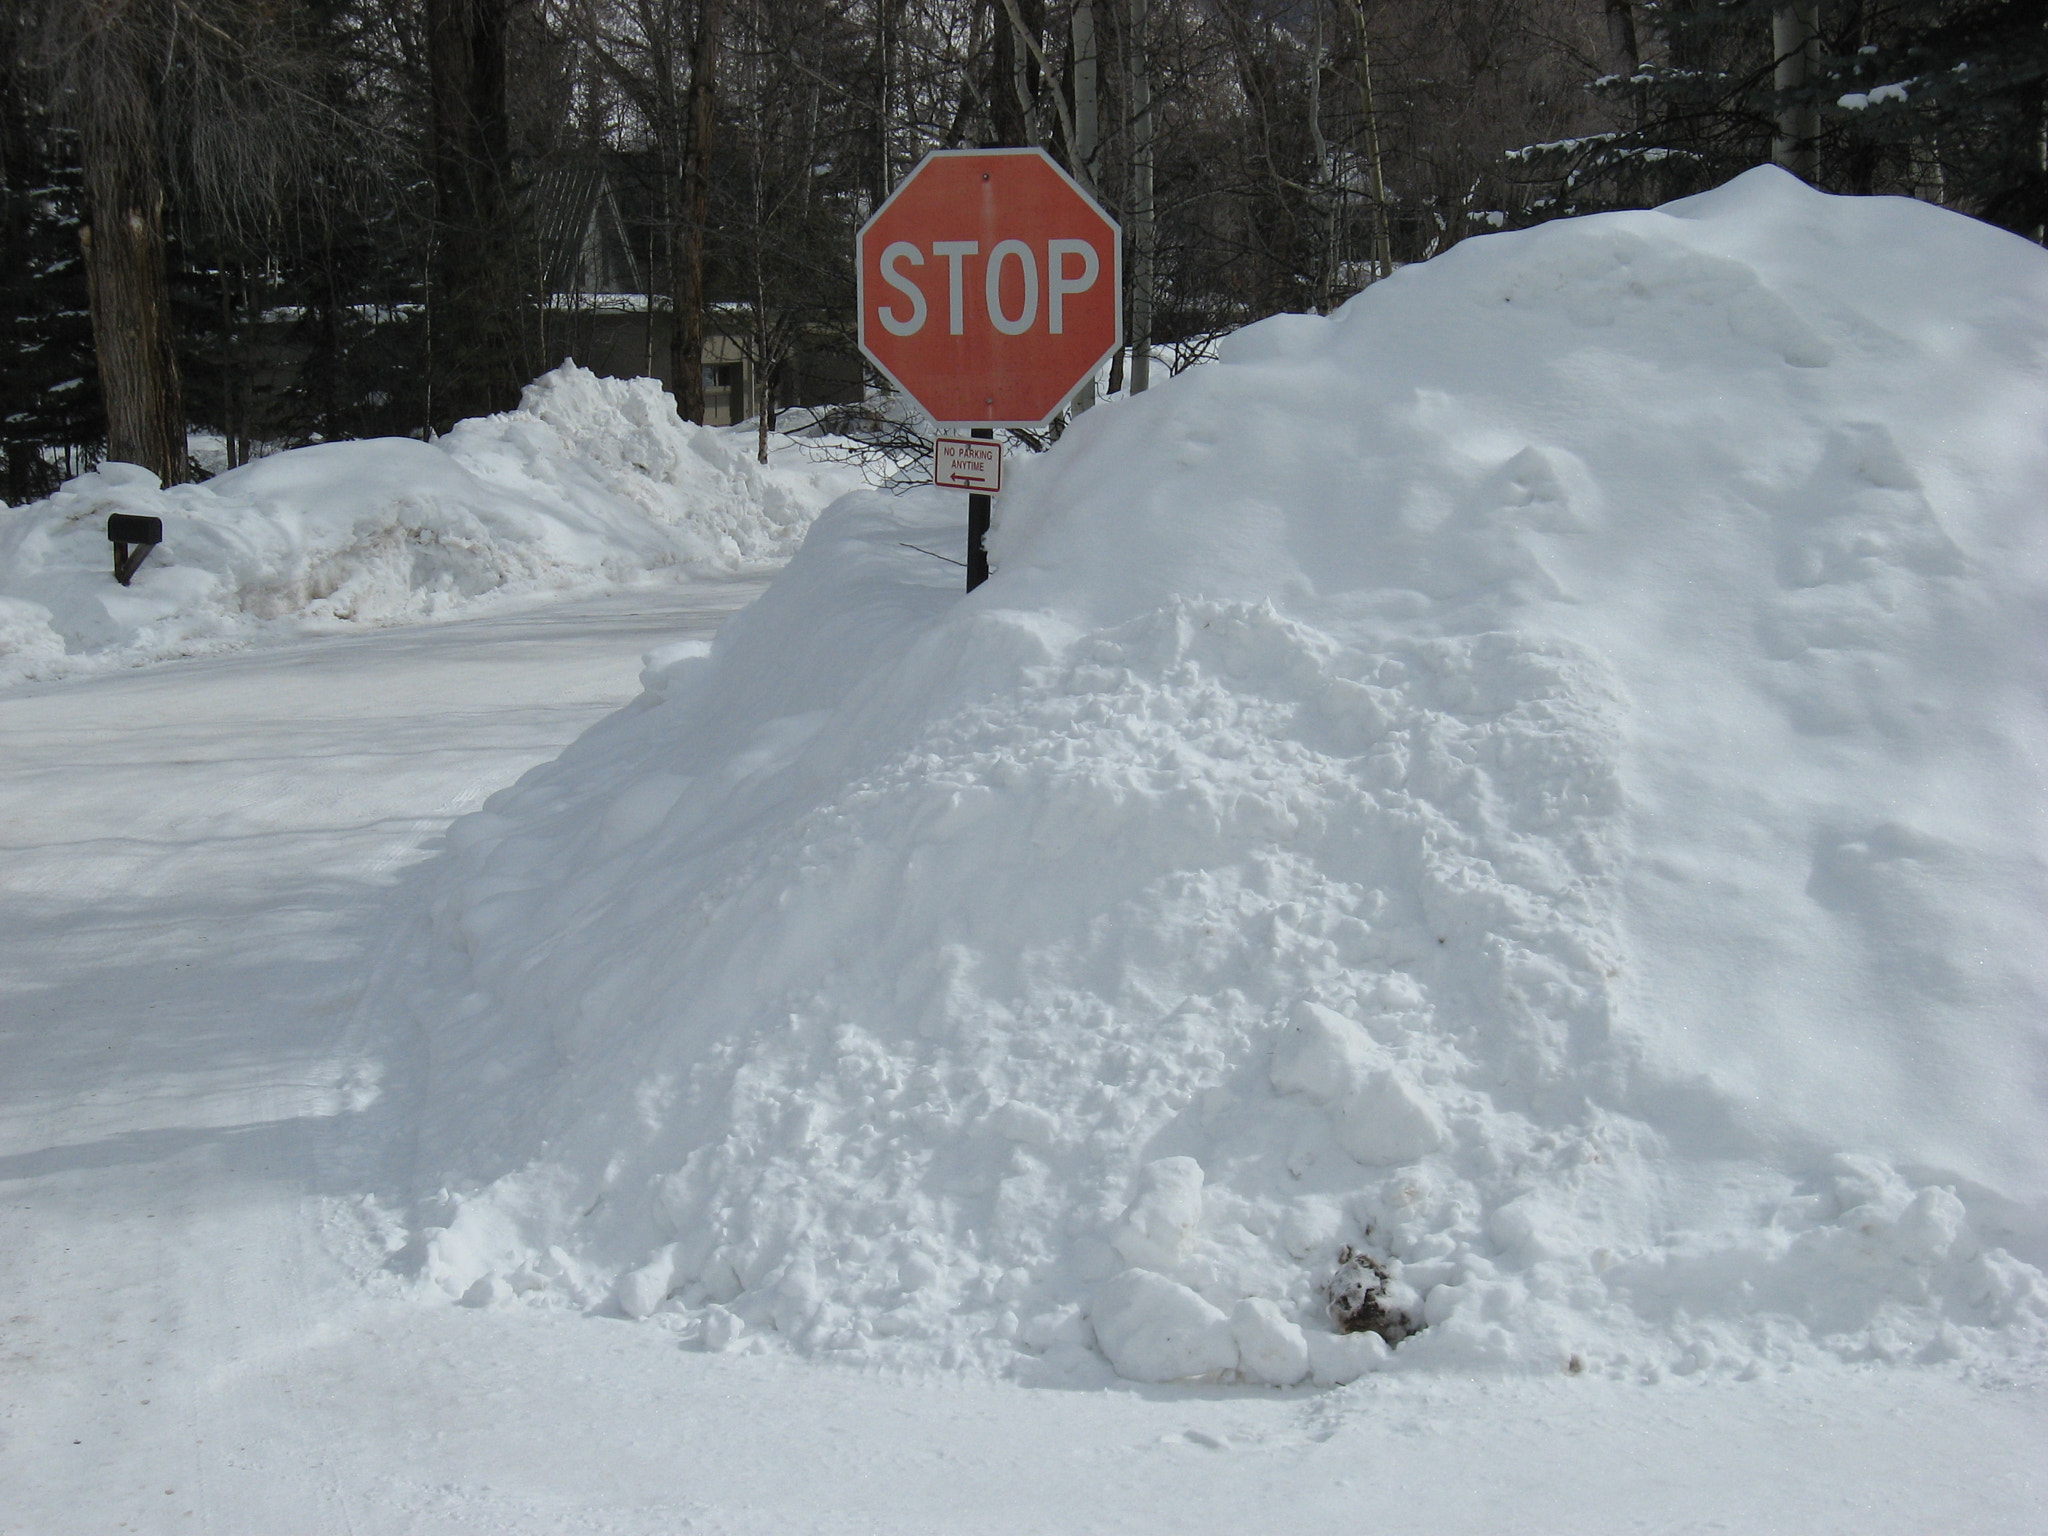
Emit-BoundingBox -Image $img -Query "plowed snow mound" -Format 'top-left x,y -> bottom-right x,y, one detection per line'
0,363 -> 864,684
389,169 -> 2048,1386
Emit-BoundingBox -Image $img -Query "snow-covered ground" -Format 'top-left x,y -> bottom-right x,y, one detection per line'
1,581 -> 2041,1534
6,166 -> 2048,1529
0,363 -> 866,687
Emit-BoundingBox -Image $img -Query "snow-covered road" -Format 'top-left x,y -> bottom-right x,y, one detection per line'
1,582 -> 2041,1534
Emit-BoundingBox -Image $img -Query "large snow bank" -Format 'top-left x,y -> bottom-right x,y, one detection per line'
388,169 -> 2048,1387
0,363 -> 864,684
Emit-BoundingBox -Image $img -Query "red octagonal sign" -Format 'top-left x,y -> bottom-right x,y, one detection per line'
858,148 -> 1122,429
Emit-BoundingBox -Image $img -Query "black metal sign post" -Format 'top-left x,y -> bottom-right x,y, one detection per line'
966,427 -> 994,592
107,513 -> 163,586
934,430 -> 1003,593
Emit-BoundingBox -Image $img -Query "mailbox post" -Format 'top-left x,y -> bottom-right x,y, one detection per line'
107,513 -> 163,586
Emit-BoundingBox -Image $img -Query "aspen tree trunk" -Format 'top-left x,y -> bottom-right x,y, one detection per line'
1106,0 -> 1124,421
80,158 -> 186,483
1069,0 -> 1100,413
1772,2 -> 1820,183
756,365 -> 769,463
672,0 -> 723,424
1125,0 -> 1154,393
1345,0 -> 1392,281
877,0 -> 899,193
1071,2 -> 1099,183
1307,1 -> 1332,312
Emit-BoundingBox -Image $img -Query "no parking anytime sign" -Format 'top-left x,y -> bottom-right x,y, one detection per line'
933,435 -> 1003,492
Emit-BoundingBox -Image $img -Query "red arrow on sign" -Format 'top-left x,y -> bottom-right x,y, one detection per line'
857,148 -> 1123,429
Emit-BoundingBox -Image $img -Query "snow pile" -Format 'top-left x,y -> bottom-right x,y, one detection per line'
0,363 -> 864,684
390,169 -> 2048,1387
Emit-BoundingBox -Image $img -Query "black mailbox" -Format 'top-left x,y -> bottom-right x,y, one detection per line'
107,513 -> 163,545
107,513 -> 164,586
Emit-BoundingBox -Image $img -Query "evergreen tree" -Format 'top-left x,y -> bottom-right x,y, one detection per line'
1832,0 -> 2047,237
1537,1 -> 2048,240
0,44 -> 101,504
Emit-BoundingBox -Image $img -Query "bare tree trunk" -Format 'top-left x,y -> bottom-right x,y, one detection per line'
1124,0 -> 1153,393
1606,0 -> 1639,69
756,362 -> 769,463
1071,2 -> 1099,185
1346,0 -> 1392,281
876,0 -> 900,195
1307,0 -> 1333,312
989,0 -> 1041,146
1773,2 -> 1820,183
1069,0 -> 1100,414
216,262 -> 242,467
672,0 -> 723,424
1606,0 -> 1644,128
80,158 -> 186,482
645,225 -> 657,376
428,0 -> 522,430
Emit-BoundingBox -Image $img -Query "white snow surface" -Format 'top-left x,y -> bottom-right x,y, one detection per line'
0,362 -> 864,684
393,168 -> 2048,1387
7,580 -> 2043,1533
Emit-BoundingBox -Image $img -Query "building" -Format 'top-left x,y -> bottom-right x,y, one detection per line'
532,154 -> 865,428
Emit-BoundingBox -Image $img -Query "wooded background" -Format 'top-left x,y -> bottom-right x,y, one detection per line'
4,0 -> 2043,501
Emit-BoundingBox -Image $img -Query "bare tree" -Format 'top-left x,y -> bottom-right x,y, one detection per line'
30,0 -> 337,481
673,0 -> 723,422
1772,1 -> 1820,181
571,0 -> 724,423
1124,0 -> 1153,390
719,0 -> 860,458
75,13 -> 185,479
426,0 -> 524,427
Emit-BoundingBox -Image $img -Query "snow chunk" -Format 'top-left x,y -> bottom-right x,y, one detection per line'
988,1099 -> 1062,1149
1272,1002 -> 1447,1165
1231,1298 -> 1311,1386
615,1246 -> 678,1319
1270,1001 -> 1385,1101
1090,1270 -> 1239,1383
1333,1069 -> 1448,1166
1307,1328 -> 1391,1386
1110,1157 -> 1207,1271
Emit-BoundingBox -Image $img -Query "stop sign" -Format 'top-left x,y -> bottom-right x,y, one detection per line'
858,148 -> 1122,428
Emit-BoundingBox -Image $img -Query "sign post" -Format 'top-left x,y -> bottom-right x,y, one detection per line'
856,148 -> 1121,590
967,427 -> 994,590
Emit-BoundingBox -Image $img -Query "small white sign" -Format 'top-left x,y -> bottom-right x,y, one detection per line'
934,436 -> 1003,493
